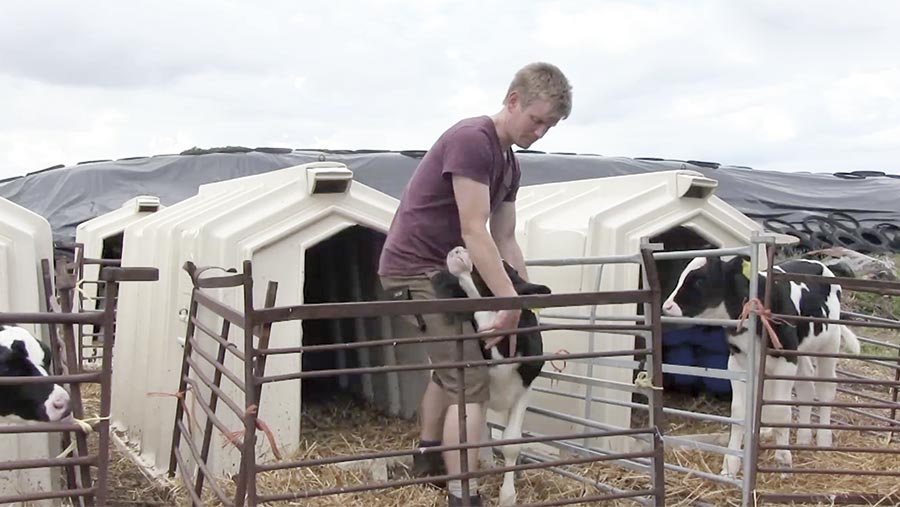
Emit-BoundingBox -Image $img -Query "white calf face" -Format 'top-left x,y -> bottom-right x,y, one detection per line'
446,246 -> 473,277
0,326 -> 71,422
662,257 -> 709,317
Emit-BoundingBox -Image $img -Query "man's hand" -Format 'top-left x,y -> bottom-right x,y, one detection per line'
480,309 -> 521,353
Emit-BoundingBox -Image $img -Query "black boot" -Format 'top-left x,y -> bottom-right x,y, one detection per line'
411,446 -> 447,488
448,493 -> 483,506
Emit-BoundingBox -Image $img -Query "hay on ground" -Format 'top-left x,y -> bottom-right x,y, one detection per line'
88,323 -> 898,507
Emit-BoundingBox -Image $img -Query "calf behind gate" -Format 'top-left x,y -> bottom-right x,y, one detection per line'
0,324 -> 71,423
432,246 -> 550,506
662,256 -> 859,476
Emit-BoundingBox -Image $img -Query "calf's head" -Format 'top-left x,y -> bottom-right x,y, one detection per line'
0,326 -> 71,422
470,261 -> 551,299
662,256 -> 750,318
436,246 -> 552,298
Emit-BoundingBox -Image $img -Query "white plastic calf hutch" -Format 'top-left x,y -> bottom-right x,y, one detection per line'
74,195 -> 163,307
112,162 -> 405,479
0,197 -> 59,506
511,169 -> 764,453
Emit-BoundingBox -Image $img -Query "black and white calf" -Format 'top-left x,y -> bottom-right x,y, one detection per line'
0,324 -> 71,422
432,246 -> 549,506
662,256 -> 859,477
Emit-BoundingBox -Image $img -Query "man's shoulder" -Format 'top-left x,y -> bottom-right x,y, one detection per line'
440,116 -> 494,142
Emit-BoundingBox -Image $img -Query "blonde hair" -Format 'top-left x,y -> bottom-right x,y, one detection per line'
504,62 -> 573,119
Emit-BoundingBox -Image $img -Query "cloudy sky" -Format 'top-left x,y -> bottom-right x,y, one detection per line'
1,0 -> 899,179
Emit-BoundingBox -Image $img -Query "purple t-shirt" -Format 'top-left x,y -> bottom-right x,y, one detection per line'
378,116 -> 520,276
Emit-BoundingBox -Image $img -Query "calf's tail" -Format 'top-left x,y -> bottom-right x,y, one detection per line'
840,325 -> 861,354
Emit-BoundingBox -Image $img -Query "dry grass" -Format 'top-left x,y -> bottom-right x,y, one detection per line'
65,383 -> 183,507
625,319 -> 900,506
67,288 -> 899,507
191,396 -> 657,507
74,332 -> 898,507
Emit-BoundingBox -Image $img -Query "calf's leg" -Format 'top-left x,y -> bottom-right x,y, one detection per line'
794,356 -> 816,445
814,356 -> 838,447
499,388 -> 530,506
723,354 -> 746,477
768,358 -> 797,472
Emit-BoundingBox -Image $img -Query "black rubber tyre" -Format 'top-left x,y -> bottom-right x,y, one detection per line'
833,172 -> 866,180
856,227 -> 891,253
802,215 -> 838,235
875,223 -> 900,252
829,229 -> 871,254
811,230 -> 832,246
827,212 -> 861,232
763,218 -> 796,234
850,170 -> 886,178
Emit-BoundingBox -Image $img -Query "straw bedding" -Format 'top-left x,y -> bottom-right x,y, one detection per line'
71,324 -> 896,507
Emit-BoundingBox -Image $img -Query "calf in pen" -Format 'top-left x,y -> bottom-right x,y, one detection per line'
750,264 -> 900,506
432,245 -> 551,505
0,325 -> 71,423
169,252 -> 668,507
662,254 -> 860,476
1,262 -> 158,507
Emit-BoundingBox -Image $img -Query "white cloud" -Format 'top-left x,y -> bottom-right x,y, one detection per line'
446,85 -> 494,118
726,106 -> 798,143
1,0 -> 900,178
147,131 -> 197,156
535,2 -> 689,54
824,68 -> 900,124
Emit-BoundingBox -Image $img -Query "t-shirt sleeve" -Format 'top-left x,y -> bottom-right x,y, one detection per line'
441,126 -> 493,186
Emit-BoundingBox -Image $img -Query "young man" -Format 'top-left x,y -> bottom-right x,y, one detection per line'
378,62 -> 572,506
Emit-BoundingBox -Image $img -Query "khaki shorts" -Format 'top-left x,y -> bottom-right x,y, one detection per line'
380,272 -> 490,404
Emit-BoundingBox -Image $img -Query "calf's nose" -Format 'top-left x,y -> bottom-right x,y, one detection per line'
45,385 -> 72,420
662,300 -> 682,316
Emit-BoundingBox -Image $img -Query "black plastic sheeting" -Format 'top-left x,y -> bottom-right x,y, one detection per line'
1,149 -> 899,253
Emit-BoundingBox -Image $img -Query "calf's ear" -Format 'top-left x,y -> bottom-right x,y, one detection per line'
501,261 -> 525,283
0,342 -> 32,374
10,340 -> 30,359
500,260 -> 552,295
430,271 -> 466,299
39,340 -> 52,370
724,256 -> 750,279
517,282 -> 552,295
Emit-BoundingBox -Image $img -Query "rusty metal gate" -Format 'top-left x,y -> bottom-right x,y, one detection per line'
0,258 -> 157,506
750,248 -> 900,505
168,247 -> 668,506
68,243 -> 123,369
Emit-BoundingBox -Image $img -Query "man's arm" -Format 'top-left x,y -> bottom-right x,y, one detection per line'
453,175 -> 522,351
490,201 -> 528,281
452,175 -> 517,298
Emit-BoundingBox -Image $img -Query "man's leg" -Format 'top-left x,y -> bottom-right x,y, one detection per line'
379,272 -> 488,504
412,377 -> 449,481
443,402 -> 485,498
439,315 -> 490,506
420,378 -> 448,442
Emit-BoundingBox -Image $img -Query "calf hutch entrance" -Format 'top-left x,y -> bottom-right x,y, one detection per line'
110,162 -> 400,480
150,168 -> 774,507
300,223 -> 425,415
650,226 -> 729,397
170,249 -> 668,507
511,170 -> 765,453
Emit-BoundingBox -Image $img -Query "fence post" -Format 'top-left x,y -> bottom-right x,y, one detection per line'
640,243 -> 666,507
